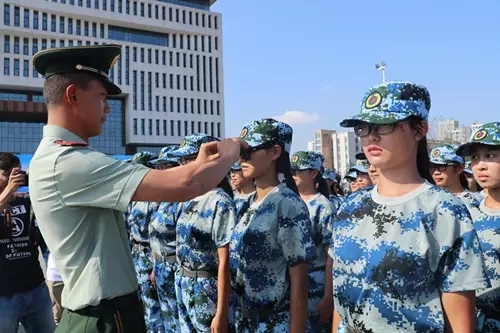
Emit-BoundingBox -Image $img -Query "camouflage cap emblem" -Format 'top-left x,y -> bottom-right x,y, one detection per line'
364,91 -> 382,109
291,155 -> 299,163
179,139 -> 186,148
240,127 -> 248,138
432,149 -> 441,158
473,129 -> 487,141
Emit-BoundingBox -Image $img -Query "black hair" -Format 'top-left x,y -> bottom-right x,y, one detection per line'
0,153 -> 20,171
43,73 -> 95,106
276,151 -> 299,194
315,173 -> 330,197
407,116 -> 435,184
218,176 -> 234,199
459,172 -> 468,190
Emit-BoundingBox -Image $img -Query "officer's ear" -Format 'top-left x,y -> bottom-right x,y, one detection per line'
65,84 -> 78,107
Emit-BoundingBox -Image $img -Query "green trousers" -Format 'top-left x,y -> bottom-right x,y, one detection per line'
55,293 -> 146,333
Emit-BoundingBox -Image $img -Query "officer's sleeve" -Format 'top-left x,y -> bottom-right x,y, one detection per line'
212,194 -> 236,248
55,148 -> 149,212
277,197 -> 317,267
432,196 -> 490,292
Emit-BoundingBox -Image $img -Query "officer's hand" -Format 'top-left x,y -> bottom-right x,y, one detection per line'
217,138 -> 247,162
5,168 -> 24,194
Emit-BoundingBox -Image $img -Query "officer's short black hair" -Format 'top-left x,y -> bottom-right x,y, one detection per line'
43,73 -> 95,106
0,153 -> 20,171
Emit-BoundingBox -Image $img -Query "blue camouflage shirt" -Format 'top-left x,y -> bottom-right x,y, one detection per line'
230,184 -> 317,309
176,188 -> 236,271
303,193 -> 335,270
127,201 -> 160,243
233,191 -> 255,218
330,182 -> 489,332
149,202 -> 179,257
469,200 -> 500,332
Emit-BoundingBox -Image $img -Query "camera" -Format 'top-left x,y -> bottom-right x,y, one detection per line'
16,170 -> 29,187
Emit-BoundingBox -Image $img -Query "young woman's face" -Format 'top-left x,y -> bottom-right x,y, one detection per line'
356,172 -> 372,189
349,179 -> 358,192
230,170 -> 245,190
292,169 -> 317,190
368,164 -> 380,184
359,121 -> 427,171
470,146 -> 500,189
240,143 -> 281,179
429,163 -> 463,187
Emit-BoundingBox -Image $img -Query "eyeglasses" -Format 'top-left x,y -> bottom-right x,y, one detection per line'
429,163 -> 458,172
291,169 -> 310,176
354,122 -> 404,138
240,141 -> 277,161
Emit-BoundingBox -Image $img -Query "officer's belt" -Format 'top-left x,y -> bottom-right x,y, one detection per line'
71,291 -> 140,317
239,299 -> 288,319
478,305 -> 500,320
155,254 -> 176,263
309,265 -> 326,273
179,267 -> 217,278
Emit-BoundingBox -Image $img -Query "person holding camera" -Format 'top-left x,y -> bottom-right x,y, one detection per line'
0,153 -> 55,333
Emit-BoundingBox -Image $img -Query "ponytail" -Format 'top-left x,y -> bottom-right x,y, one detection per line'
409,116 -> 434,184
315,173 -> 330,197
217,176 -> 234,199
276,151 -> 299,194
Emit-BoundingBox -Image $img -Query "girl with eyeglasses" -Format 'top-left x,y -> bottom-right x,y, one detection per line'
330,81 -> 489,333
429,144 -> 481,207
229,118 -> 316,333
169,133 -> 236,333
148,146 -> 182,332
290,151 -> 336,333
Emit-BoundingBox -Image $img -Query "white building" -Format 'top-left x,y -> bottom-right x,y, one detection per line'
0,0 -> 223,154
451,125 -> 472,144
332,131 -> 361,176
471,122 -> 483,133
437,119 -> 459,141
307,140 -> 314,151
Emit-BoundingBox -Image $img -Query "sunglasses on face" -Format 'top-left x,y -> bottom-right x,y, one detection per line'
291,169 -> 312,176
240,141 -> 277,161
354,121 -> 406,138
429,163 -> 458,172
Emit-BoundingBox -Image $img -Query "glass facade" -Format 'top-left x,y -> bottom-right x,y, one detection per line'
0,91 -> 127,155
108,25 -> 169,47
158,0 -> 210,11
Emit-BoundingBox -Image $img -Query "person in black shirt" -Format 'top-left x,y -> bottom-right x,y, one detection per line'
0,153 -> 55,333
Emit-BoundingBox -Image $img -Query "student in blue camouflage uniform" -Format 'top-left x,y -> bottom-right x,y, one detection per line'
331,81 -> 489,332
230,118 -> 317,333
429,144 -> 481,207
343,169 -> 358,194
464,160 -> 483,193
356,152 -> 380,185
127,151 -> 165,333
170,133 -> 236,333
456,122 -> 500,332
230,161 -> 255,217
348,158 -> 372,190
291,150 -> 335,333
148,146 -> 181,333
323,168 -> 343,210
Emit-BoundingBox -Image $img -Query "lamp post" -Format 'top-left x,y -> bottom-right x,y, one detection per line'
375,61 -> 386,83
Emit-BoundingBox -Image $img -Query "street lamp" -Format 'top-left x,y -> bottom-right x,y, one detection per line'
375,61 -> 386,83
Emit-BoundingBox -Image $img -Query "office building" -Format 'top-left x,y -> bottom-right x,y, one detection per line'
437,119 -> 459,141
311,129 -> 336,170
1,0 -> 223,154
332,131 -> 361,176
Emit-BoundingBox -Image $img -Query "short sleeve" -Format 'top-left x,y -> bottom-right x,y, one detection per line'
212,194 -> 236,248
434,199 -> 490,292
318,201 -> 335,246
277,198 -> 317,267
55,148 -> 149,212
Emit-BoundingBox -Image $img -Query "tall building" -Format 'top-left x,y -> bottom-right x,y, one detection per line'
451,125 -> 472,144
311,129 -> 336,169
437,119 -> 459,141
332,131 -> 361,176
0,0 -> 223,154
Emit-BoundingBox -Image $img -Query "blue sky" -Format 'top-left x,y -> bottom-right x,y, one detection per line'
211,0 -> 500,151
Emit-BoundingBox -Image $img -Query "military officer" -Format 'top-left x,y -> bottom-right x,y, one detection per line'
29,45 -> 242,333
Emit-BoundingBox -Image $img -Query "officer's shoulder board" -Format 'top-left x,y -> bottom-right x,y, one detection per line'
54,140 -> 89,147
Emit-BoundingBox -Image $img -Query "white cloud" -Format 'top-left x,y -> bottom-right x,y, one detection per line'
272,110 -> 320,125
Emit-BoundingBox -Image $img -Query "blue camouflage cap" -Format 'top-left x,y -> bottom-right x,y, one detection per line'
323,168 -> 338,182
149,145 -> 180,166
231,161 -> 242,171
340,81 -> 431,127
355,152 -> 367,160
456,122 -> 500,156
170,133 -> 220,157
131,151 -> 158,167
429,144 -> 464,165
349,159 -> 370,173
290,151 -> 324,171
239,118 -> 293,154
464,161 -> 473,175
345,170 -> 357,179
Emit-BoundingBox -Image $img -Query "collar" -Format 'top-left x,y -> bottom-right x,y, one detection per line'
43,125 -> 87,144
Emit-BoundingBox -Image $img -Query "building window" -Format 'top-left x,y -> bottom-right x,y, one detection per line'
51,14 -> 56,31
133,118 -> 138,135
33,11 -> 38,29
3,58 -> 10,75
13,59 -> 20,76
4,35 -> 10,53
23,8 -> 29,28
13,37 -> 19,54
42,13 -> 47,30
4,4 -> 10,26
13,6 -> 19,27
23,60 -> 29,77
23,38 -> 28,55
